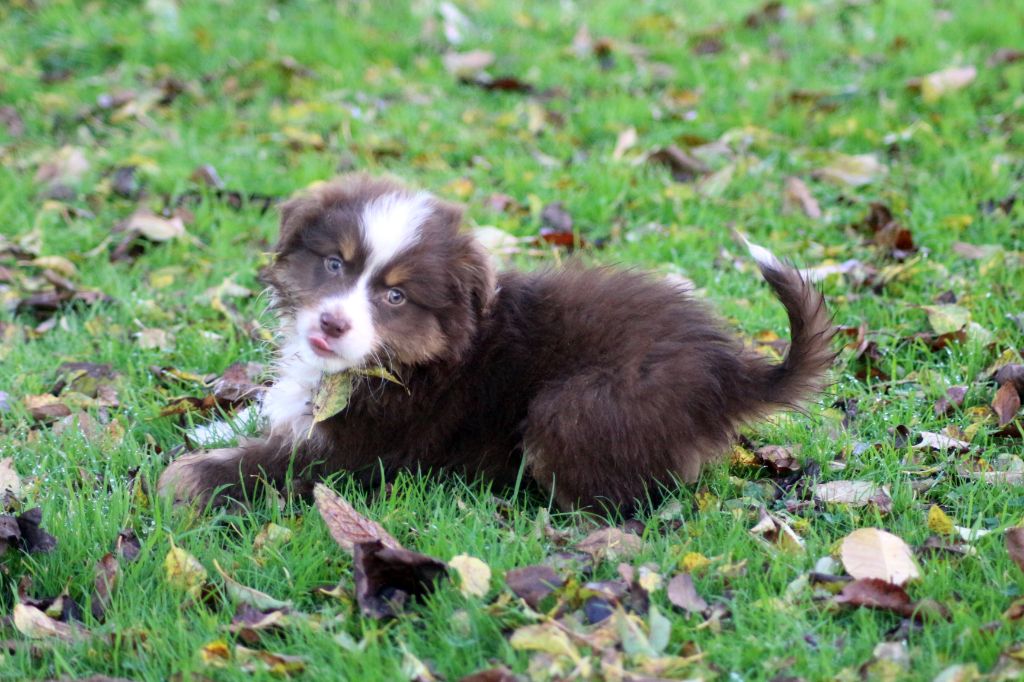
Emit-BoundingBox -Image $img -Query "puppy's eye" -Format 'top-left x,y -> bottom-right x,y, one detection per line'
324,256 -> 344,274
386,288 -> 406,306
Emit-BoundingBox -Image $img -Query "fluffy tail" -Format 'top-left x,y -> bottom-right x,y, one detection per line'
742,237 -> 836,408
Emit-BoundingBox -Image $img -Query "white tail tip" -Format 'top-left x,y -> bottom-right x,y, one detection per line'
736,232 -> 783,270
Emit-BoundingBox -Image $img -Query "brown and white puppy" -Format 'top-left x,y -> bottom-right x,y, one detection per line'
159,175 -> 834,512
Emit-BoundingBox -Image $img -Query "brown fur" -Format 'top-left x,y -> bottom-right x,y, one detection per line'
159,175 -> 836,513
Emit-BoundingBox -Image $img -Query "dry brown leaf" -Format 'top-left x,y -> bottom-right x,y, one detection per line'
576,527 -> 643,562
1007,527 -> 1024,574
505,565 -> 563,610
34,146 -> 89,187
90,553 -> 119,621
313,483 -> 401,555
125,211 -> 186,241
909,65 -> 977,103
353,540 -> 447,619
665,573 -> 708,614
814,481 -> 892,512
612,127 -> 638,161
442,50 -> 494,77
914,431 -> 971,452
782,177 -> 821,219
813,153 -> 887,187
993,382 -> 1021,427
840,528 -> 920,586
0,457 -> 22,497
835,578 -> 915,618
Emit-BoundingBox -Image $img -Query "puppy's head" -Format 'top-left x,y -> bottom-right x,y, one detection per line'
262,175 -> 495,373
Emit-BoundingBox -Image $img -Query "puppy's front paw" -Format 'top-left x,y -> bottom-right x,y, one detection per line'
157,450 -> 232,506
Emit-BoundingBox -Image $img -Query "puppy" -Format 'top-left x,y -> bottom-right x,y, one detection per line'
159,175 -> 834,512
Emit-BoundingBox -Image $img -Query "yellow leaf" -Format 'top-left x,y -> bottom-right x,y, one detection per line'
680,551 -> 710,573
509,623 -> 581,662
13,603 -> 84,641
309,371 -> 354,426
928,505 -> 956,536
448,554 -> 491,598
31,256 -> 77,277
165,542 -> 208,599
922,304 -> 971,335
200,640 -> 232,666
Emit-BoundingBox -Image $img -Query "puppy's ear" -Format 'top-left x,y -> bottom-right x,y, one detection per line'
453,233 -> 497,317
274,193 -> 317,250
433,198 -> 497,316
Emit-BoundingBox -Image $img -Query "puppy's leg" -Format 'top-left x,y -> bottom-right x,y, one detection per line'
158,436 -> 302,506
523,378 -> 698,513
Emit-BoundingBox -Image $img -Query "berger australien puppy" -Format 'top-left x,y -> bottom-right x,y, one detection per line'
159,175 -> 834,512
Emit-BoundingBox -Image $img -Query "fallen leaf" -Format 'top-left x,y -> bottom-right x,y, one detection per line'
13,604 -> 84,641
137,327 -> 174,351
988,48 -> 1024,67
115,529 -> 142,562
442,50 -> 494,78
813,153 -> 887,187
666,573 -> 707,614
34,146 -> 89,188
125,211 -> 186,241
934,386 -> 968,416
91,553 -> 119,621
840,528 -> 920,585
214,560 -> 293,610
927,505 -> 956,536
995,365 -> 1024,394
835,578 -> 915,618
612,127 -> 638,161
0,457 -> 22,498
814,480 -> 892,512
647,145 -> 709,182
457,666 -> 520,682
1007,528 -> 1024,574
922,304 -> 971,335
505,565 -> 563,610
576,527 -> 643,562
755,444 -> 801,474
509,623 -> 581,661
401,644 -> 439,682
993,382 -> 1021,427
164,542 -> 208,599
229,603 -> 290,644
24,394 -> 72,421
908,65 -> 977,103
914,431 -> 970,452
313,483 -> 401,554
353,540 -> 447,619
12,508 -> 57,554
750,510 -> 805,552
782,177 -> 821,219
448,554 -> 491,598
253,522 -> 292,555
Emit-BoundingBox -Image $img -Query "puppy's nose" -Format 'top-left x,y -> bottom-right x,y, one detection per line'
319,312 -> 351,338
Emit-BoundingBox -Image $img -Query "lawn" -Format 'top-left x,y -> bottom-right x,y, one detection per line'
1,0 -> 1023,680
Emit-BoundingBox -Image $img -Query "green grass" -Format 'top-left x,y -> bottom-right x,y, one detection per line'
1,0 -> 1023,679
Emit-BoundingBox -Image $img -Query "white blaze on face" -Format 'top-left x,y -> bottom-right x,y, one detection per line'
293,191 -> 433,373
